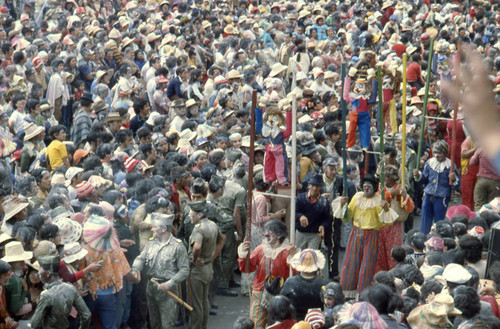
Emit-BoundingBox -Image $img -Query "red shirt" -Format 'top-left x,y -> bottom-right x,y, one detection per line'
407,62 -> 423,83
391,43 -> 407,58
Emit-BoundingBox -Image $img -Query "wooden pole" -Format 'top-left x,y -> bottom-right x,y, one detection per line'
340,64 -> 348,218
401,54 -> 408,188
245,90 -> 257,271
151,279 -> 194,312
290,95 -> 297,244
450,42 -> 461,185
417,39 -> 435,162
377,67 -> 385,200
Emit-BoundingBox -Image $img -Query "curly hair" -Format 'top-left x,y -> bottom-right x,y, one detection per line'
459,235 -> 483,263
453,286 -> 481,319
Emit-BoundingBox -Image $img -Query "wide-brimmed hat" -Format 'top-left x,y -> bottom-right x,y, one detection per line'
80,91 -> 94,103
65,167 -> 84,186
1,241 -> 33,263
290,249 -> 326,273
23,123 -> 45,141
83,215 -> 120,252
223,24 -> 239,35
269,63 -> 288,77
54,218 -> 82,245
408,291 -> 460,328
179,129 -> 197,142
226,69 -> 243,80
0,138 -> 16,157
49,206 -> 72,221
2,196 -> 29,222
104,112 -> 122,123
62,242 -> 88,264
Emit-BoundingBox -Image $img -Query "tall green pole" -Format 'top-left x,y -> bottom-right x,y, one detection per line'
417,39 -> 435,162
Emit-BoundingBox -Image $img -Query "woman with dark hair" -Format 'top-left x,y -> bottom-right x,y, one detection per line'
452,286 -> 482,327
188,68 -> 204,101
31,168 -> 52,206
321,282 -> 345,317
366,284 -> 404,329
0,259 -> 16,328
237,219 -> 296,327
459,235 -> 486,278
266,295 -> 296,329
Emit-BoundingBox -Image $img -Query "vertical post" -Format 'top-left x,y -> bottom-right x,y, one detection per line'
290,95 -> 297,244
450,42 -> 461,185
245,90 -> 257,272
340,64 -> 348,218
401,54 -> 408,188
378,67 -> 385,199
417,39 -> 435,161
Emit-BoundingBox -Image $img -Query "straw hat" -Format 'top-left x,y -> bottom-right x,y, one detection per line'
179,129 -> 197,142
23,123 -> 45,142
223,24 -> 239,35
202,20 -> 211,29
226,69 -> 243,79
121,37 -> 134,48
53,218 -> 82,245
290,249 -> 326,273
2,197 -> 29,222
299,9 -> 310,19
65,167 -> 84,185
406,45 -> 417,55
185,99 -> 198,108
1,241 -> 33,263
51,173 -> 66,185
407,291 -> 461,328
63,242 -> 88,264
147,32 -> 162,43
269,63 -> 288,77
0,138 -> 16,157
104,112 -> 122,123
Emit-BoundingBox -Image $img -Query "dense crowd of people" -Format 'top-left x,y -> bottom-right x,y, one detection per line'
0,0 -> 500,328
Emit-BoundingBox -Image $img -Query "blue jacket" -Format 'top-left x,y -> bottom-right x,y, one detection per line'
420,158 -> 460,199
295,192 -> 333,234
166,76 -> 185,99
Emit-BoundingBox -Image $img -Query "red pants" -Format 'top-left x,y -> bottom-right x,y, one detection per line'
462,165 -> 478,211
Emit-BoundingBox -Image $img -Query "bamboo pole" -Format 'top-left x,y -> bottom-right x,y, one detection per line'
151,279 -> 194,312
245,90 -> 257,272
290,95 -> 297,244
417,39 -> 435,162
340,64 -> 348,218
401,54 -> 408,188
377,66 -> 385,200
450,42 -> 461,185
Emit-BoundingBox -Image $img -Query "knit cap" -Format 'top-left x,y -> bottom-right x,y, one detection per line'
305,310 -> 325,329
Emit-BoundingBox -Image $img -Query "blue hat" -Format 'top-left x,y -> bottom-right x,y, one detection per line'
308,173 -> 323,186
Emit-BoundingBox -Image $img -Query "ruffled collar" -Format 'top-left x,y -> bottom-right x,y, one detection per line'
428,157 -> 451,173
262,238 -> 289,260
354,191 -> 381,210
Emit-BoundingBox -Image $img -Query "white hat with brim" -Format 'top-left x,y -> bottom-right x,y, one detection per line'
269,63 -> 288,77
1,241 -> 33,263
23,123 -> 45,141
290,249 -> 326,273
145,111 -> 161,126
2,198 -> 29,222
179,129 -> 197,142
63,242 -> 88,264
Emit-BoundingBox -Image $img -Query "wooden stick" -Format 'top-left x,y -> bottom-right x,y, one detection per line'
290,95 -> 297,243
340,63 -> 348,218
450,42 -> 461,185
151,279 -> 194,312
401,54 -> 408,189
417,39 -> 435,162
377,66 -> 385,200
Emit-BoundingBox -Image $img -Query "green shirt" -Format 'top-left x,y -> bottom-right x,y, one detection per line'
31,280 -> 91,329
188,218 -> 222,264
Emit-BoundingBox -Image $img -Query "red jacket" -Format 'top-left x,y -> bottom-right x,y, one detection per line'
407,62 -> 423,83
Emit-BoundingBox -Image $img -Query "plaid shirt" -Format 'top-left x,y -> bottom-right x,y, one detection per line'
71,109 -> 92,148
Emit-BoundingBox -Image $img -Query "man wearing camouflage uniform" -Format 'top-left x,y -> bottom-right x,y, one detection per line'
131,213 -> 189,329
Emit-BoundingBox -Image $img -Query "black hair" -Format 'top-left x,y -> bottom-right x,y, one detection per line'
31,168 -> 50,183
116,129 -> 133,144
464,265 -> 480,289
266,296 -> 295,326
87,206 -> 104,217
45,193 -> 67,210
480,211 -> 500,228
96,143 -> 113,160
82,155 -> 102,172
442,248 -> 465,266
452,286 -> 481,319
12,222 -> 36,248
38,223 -> 59,241
410,232 -> 426,251
459,235 -> 483,263
190,178 -> 207,196
426,251 -> 443,266
403,265 -> 424,286
233,316 -> 254,329
453,222 -> 467,237
469,216 -> 489,231
391,246 -> 406,262
0,260 -> 11,275
137,126 -> 151,140
135,179 -> 155,203
367,284 -> 403,315
450,214 -> 468,225
373,271 -> 396,292
15,176 -> 36,196
435,220 -> 454,238
145,195 -> 170,213
133,98 -> 149,115
420,280 -> 443,303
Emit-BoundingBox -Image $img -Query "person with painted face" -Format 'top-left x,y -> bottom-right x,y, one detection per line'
30,255 -> 91,329
237,219 -> 296,328
334,174 -> 398,299
413,140 -> 460,234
